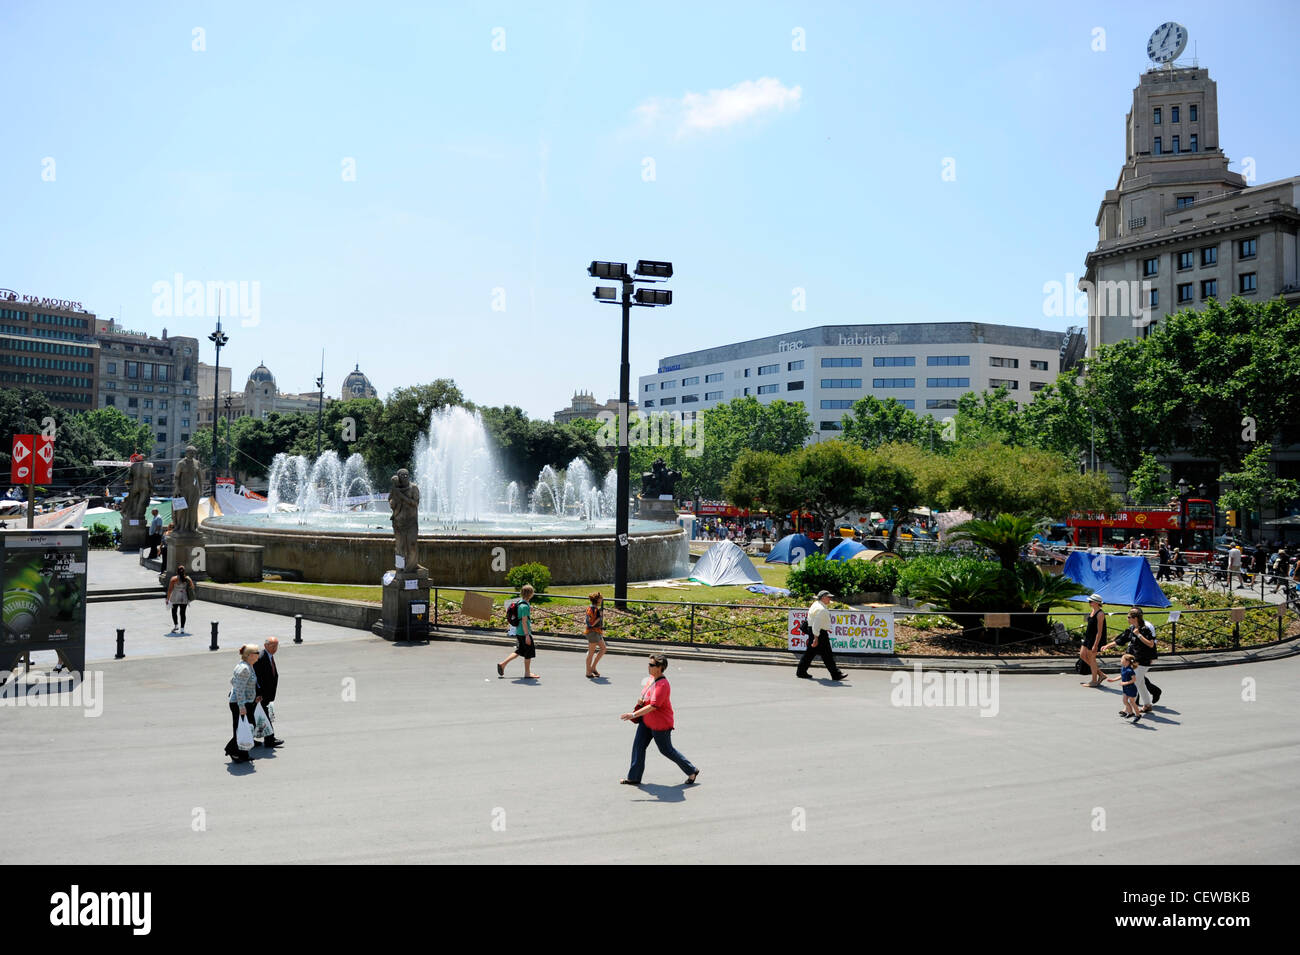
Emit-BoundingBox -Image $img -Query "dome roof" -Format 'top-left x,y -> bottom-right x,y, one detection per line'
246,362 -> 276,388
341,364 -> 376,398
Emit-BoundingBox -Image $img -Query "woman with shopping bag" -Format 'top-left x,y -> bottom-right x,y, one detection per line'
225,644 -> 261,763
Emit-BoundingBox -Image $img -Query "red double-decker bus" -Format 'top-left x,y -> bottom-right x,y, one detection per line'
1067,498 -> 1215,556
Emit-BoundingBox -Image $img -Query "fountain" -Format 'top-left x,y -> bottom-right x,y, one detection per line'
203,406 -> 688,585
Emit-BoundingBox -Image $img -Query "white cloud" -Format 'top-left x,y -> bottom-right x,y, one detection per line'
636,77 -> 802,137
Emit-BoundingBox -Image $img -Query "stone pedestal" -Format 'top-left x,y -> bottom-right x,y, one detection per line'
160,529 -> 208,584
375,566 -> 431,641
636,496 -> 678,523
120,518 -> 150,552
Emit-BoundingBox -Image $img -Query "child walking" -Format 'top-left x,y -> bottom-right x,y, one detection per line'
1109,653 -> 1142,722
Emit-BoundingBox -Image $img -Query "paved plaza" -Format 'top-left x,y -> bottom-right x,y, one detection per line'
2,603 -> 1297,864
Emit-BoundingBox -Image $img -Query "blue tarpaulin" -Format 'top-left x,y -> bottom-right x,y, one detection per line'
765,533 -> 817,564
827,538 -> 867,561
1063,552 -> 1171,607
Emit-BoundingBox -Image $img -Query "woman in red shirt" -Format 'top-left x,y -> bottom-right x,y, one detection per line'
619,654 -> 700,786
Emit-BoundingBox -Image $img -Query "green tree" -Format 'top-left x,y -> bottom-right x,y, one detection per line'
840,396 -> 940,450
1218,444 -> 1300,544
767,440 -> 872,551
953,386 -> 1024,447
1128,452 -> 1174,504
722,450 -> 783,512
1018,373 -> 1092,462
81,407 -> 153,461
690,397 -> 812,498
936,443 -> 1118,520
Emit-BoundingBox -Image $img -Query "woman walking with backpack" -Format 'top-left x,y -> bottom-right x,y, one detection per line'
496,584 -> 538,680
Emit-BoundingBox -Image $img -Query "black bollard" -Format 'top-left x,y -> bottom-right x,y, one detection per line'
209,621 -> 219,652
294,614 -> 303,644
115,628 -> 125,660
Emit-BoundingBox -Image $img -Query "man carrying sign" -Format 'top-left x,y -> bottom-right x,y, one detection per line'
797,589 -> 848,682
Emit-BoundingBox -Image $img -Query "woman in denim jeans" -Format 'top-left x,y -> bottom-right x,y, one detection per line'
619,654 -> 700,786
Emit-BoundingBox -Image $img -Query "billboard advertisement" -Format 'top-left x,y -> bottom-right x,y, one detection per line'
1,529 -> 88,673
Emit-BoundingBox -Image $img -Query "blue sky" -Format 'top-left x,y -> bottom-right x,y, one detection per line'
3,1 -> 1296,419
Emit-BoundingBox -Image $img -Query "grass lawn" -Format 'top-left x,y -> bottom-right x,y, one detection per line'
237,562 -> 800,608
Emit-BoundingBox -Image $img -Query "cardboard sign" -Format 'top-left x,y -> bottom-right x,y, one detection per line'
404,579 -> 418,591
171,497 -> 188,511
461,591 -> 494,621
1230,606 -> 1245,623
787,608 -> 894,654
395,554 -> 406,569
984,613 -> 1011,629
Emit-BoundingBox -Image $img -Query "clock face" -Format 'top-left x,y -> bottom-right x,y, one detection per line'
1147,21 -> 1187,64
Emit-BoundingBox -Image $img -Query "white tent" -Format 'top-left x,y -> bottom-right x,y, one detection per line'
688,539 -> 763,586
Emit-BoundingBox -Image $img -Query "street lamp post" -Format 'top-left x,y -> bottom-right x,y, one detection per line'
588,259 -> 673,609
207,316 -> 229,497
223,395 -> 234,478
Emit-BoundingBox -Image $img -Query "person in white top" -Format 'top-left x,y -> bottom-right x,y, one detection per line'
796,590 -> 848,682
1227,545 -> 1246,589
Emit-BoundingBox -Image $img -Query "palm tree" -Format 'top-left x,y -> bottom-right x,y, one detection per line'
947,513 -> 1039,572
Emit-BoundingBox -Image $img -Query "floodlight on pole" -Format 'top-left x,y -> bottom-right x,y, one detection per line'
593,286 -> 618,301
634,260 -> 673,279
634,288 -> 672,307
588,261 -> 628,280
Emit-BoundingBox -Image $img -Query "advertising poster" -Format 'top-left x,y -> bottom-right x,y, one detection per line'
1,529 -> 88,673
788,607 -> 895,654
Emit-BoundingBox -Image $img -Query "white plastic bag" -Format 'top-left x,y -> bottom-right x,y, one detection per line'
253,703 -> 272,739
236,715 -> 254,752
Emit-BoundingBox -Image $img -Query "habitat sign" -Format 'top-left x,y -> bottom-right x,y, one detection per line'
787,608 -> 895,654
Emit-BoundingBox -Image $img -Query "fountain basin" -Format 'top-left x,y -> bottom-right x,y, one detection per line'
202,515 -> 688,586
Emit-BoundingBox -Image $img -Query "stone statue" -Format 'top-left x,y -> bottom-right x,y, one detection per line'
173,445 -> 204,533
122,457 -> 154,524
389,468 -> 420,571
640,457 -> 681,498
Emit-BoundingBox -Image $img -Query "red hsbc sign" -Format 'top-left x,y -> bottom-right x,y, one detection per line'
10,435 -> 53,484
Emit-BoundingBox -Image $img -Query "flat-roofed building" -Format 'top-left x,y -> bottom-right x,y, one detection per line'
0,289 -> 99,412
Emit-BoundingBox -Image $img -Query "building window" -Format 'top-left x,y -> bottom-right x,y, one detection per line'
182,418 -> 190,428
1177,283 -> 1194,303
1176,197 -> 1195,211
873,356 -> 915,367
705,372 -> 723,383
757,384 -> 779,395
820,421 -> 843,431
1153,107 -> 1161,125
821,399 -> 855,409
659,396 -> 677,406
143,398 -> 153,409
643,399 -> 655,407
158,416 -> 168,426
1190,104 -> 1198,122
1201,279 -> 1218,299
926,355 -> 969,366
926,398 -> 958,410
644,383 -> 656,392
927,377 -> 970,388
1239,237 -> 1257,259
1201,245 -> 1218,267
107,362 -> 116,374
786,360 -> 803,371
786,380 -> 804,391
1172,135 -> 1180,153
704,391 -> 722,401
1154,136 -> 1162,155
681,394 -> 699,403
896,399 -> 915,409
1177,250 -> 1194,269
1029,382 -> 1046,392
1148,288 -> 1159,308
126,361 -> 138,378
757,365 -> 778,376
104,395 -> 116,406
989,378 -> 1019,390
989,357 -> 1019,368
127,397 -> 138,408
1171,106 -> 1180,123
821,378 -> 862,389
141,363 -> 153,380
143,415 -> 152,424
660,380 -> 676,389
733,368 -> 750,379
743,387 -> 750,396
1189,133 -> 1197,152
682,376 -> 699,386
821,357 -> 862,368
1239,273 -> 1257,294
1030,359 -> 1049,371
872,378 -> 915,388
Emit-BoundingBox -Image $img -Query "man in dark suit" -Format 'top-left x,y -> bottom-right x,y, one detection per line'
251,636 -> 284,747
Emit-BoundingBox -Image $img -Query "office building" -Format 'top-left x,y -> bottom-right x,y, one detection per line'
0,289 -> 99,412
